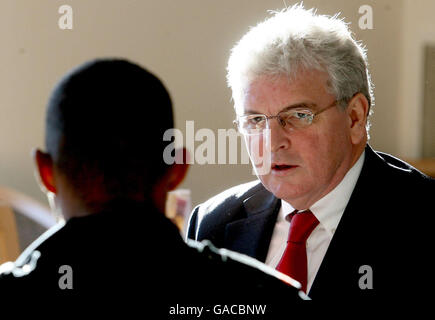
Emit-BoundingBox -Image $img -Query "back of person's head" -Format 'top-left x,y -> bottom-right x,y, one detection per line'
227,3 -> 374,113
45,58 -> 173,204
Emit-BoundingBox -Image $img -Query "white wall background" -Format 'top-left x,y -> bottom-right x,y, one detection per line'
0,0 -> 432,210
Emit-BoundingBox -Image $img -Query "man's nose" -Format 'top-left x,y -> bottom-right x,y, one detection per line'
269,118 -> 290,152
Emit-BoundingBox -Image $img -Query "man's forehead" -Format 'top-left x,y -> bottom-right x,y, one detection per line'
235,71 -> 332,114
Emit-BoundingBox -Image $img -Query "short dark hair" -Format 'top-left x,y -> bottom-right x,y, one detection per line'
45,58 -> 173,200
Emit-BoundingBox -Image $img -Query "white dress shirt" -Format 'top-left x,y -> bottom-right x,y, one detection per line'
265,151 -> 365,294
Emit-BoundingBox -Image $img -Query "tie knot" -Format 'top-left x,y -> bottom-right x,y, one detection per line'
287,210 -> 319,244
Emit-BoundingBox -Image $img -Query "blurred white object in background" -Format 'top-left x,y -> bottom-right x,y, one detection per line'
165,189 -> 191,236
0,186 -> 55,229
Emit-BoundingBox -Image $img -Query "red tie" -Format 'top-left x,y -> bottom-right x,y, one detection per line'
276,210 -> 319,293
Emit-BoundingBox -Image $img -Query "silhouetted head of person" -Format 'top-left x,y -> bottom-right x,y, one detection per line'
34,59 -> 188,219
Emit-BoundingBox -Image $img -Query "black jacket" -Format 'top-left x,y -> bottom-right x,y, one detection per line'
187,145 -> 435,300
0,200 -> 303,312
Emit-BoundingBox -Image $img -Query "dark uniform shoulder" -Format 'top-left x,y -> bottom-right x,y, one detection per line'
0,222 -> 65,278
186,239 -> 306,301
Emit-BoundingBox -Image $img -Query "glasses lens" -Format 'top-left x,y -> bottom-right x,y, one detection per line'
239,115 -> 267,134
281,110 -> 313,128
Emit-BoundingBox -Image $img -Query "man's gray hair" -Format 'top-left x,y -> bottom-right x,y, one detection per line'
227,4 -> 374,116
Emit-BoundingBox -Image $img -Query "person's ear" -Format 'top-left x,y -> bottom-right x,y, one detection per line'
151,148 -> 190,213
33,149 -> 57,194
346,93 -> 369,145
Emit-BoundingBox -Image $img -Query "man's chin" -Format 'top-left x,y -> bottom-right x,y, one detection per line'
260,179 -> 307,202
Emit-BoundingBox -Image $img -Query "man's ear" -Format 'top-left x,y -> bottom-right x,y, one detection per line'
151,148 -> 190,213
34,149 -> 57,194
346,93 -> 369,145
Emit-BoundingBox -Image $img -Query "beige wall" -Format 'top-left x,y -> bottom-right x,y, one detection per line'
398,0 -> 435,158
0,0 -> 432,210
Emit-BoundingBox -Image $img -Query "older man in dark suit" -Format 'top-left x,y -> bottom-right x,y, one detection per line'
187,5 -> 435,300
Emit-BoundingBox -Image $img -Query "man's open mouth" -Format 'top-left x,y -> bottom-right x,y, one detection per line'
272,164 -> 297,171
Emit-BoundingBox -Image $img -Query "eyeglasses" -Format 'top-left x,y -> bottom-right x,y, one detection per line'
234,100 -> 338,135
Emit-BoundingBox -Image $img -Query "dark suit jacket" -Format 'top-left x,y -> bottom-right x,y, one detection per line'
0,199 -> 303,310
187,145 -> 435,299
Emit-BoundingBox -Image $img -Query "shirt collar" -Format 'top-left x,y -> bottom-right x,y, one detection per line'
281,151 -> 365,236
278,199 -> 295,222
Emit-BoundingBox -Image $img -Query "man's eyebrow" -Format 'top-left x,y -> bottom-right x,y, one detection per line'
242,102 -> 318,115
280,102 -> 318,112
242,109 -> 263,115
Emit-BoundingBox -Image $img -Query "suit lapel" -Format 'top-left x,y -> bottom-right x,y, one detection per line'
308,185 -> 367,298
309,146 -> 382,298
224,186 -> 280,262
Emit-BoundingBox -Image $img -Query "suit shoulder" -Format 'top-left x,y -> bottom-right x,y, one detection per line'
187,180 -> 274,243
375,150 -> 434,183
189,180 -> 265,233
369,150 -> 435,203
196,180 -> 263,212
